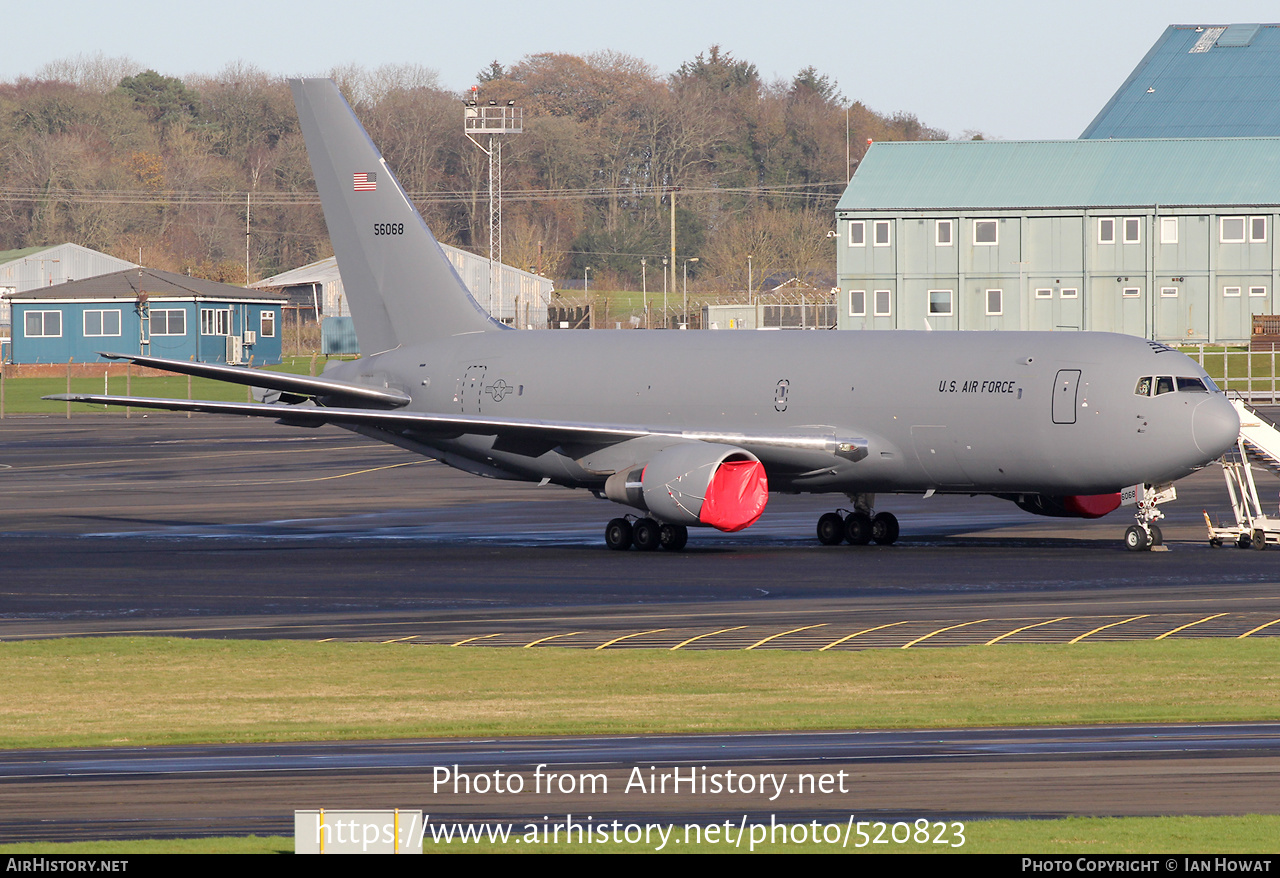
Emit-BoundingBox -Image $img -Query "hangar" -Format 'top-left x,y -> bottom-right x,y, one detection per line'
9,267 -> 284,365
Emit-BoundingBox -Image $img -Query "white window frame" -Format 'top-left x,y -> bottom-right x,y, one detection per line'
848,289 -> 866,317
873,289 -> 891,317
151,308 -> 186,336
1123,217 -> 1141,244
1061,287 -> 1078,299
1224,286 -> 1242,298
83,309 -> 121,337
201,307 -> 231,336
1034,287 -> 1052,299
973,220 -> 998,246
872,220 -> 891,247
1098,218 -> 1115,244
24,310 -> 61,337
848,220 -> 865,247
260,310 -> 276,337
1221,217 -> 1246,243
1250,285 -> 1267,298
985,288 -> 1003,315
935,219 -> 953,247
1160,286 -> 1178,298
1160,217 -> 1178,244
1122,287 -> 1140,298
928,289 -> 953,316
1250,216 -> 1268,243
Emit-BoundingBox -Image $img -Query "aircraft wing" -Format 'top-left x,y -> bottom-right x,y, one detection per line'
45,392 -> 869,465
95,352 -> 412,408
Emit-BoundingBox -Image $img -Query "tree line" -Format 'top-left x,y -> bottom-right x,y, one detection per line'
0,49 -> 948,293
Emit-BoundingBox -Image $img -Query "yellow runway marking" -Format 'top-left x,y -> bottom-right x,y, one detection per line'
670,626 -> 747,650
523,632 -> 585,648
819,621 -> 911,651
986,617 -> 1070,645
1239,617 -> 1280,639
1070,615 -> 1148,644
745,624 -> 827,650
1155,613 -> 1228,640
452,633 -> 503,646
902,619 -> 990,648
595,629 -> 670,650
380,635 -> 420,644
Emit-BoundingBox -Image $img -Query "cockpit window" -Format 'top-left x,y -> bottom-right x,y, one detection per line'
1154,376 -> 1175,395
1134,377 -> 1152,396
1177,377 -> 1208,392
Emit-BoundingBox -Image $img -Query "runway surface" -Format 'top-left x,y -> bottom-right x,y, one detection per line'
2,414 -> 1279,841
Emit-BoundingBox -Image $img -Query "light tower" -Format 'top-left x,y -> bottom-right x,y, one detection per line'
464,89 -> 522,322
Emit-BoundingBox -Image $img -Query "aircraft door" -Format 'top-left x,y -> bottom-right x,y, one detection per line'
1052,369 -> 1081,424
460,365 -> 487,413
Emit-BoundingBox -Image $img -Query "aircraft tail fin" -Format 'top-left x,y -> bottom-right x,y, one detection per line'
290,78 -> 500,353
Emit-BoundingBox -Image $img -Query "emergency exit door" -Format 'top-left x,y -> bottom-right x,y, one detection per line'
1053,370 -> 1080,424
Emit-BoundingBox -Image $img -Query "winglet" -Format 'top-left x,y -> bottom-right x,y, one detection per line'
290,78 -> 501,352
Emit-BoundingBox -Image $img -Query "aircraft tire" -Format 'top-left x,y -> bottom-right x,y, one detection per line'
1124,525 -> 1149,552
816,513 -> 845,545
1253,529 -> 1268,551
1148,524 -> 1162,547
871,512 -> 900,545
845,512 -> 873,545
659,523 -> 688,551
605,518 -> 633,551
633,518 -> 662,551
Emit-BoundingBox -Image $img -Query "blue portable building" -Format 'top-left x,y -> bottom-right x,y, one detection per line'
9,267 -> 285,365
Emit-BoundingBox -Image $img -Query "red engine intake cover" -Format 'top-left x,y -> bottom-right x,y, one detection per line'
698,459 -> 769,532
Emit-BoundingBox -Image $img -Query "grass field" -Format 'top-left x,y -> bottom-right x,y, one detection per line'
2,637 -> 1278,749
0,356 -> 354,414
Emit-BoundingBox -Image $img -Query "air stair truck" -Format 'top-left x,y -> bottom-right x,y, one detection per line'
1205,400 -> 1280,549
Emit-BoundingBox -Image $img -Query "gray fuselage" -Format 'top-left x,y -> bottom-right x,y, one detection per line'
327,328 -> 1238,499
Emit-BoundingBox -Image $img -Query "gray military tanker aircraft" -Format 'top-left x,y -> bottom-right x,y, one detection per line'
51,79 -> 1241,552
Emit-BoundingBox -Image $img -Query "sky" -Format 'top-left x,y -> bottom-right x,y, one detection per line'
6,0 -> 1279,140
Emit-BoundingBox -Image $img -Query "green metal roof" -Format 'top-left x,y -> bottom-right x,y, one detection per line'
1082,24 -> 1280,139
0,245 -> 55,265
836,138 -> 1280,211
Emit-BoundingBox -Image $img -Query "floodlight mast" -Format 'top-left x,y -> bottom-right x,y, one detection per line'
464,89 -> 522,323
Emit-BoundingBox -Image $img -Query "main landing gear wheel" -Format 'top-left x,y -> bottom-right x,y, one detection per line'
871,512 -> 899,545
632,517 -> 662,551
605,518 -> 633,551
816,512 -> 845,545
1124,525 -> 1149,552
659,523 -> 689,551
844,511 -> 873,545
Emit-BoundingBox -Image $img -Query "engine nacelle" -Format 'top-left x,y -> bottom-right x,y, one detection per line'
604,442 -> 769,532
1003,492 -> 1123,519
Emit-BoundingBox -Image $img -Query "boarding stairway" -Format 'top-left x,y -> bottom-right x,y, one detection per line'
1233,399 -> 1280,476
1205,400 -> 1280,548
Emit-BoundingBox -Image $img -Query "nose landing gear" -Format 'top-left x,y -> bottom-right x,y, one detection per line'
1122,483 -> 1174,552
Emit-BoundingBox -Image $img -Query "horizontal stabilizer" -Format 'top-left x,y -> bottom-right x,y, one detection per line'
96,352 -> 411,408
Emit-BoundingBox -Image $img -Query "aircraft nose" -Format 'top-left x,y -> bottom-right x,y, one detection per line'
1193,395 -> 1241,457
